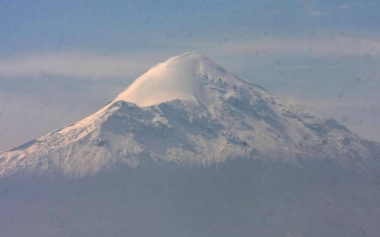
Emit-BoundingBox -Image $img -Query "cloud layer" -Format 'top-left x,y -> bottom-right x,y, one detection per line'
1,35 -> 379,81
221,36 -> 380,57
0,52 -> 161,79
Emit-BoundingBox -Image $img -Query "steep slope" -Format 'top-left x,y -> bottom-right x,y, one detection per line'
0,52 -> 379,178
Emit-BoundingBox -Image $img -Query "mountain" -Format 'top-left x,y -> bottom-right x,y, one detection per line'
2,52 -> 380,237
1,52 -> 379,178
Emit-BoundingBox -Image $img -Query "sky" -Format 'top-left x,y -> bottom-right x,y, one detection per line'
1,0 -> 380,150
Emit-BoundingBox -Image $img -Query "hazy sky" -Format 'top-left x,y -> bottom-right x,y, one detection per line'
1,0 -> 380,150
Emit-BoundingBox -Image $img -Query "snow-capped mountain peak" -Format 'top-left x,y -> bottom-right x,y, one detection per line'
114,52 -> 245,108
1,53 -> 379,178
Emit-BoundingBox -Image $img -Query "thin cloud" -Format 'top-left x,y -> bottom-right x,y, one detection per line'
278,65 -> 340,70
0,52 -> 160,80
303,4 -> 328,17
307,10 -> 327,17
3,35 -> 380,80
340,4 -> 353,10
221,36 -> 380,57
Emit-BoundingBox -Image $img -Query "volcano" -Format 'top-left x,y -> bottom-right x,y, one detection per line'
1,53 -> 380,237
1,52 -> 378,177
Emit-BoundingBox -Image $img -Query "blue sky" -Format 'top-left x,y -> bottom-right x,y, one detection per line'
1,0 -> 380,150
2,0 -> 380,55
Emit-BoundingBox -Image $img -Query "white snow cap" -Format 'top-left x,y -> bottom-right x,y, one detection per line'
113,52 -> 240,107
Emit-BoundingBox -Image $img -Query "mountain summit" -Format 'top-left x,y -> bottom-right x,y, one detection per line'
114,52 -> 247,108
1,52 -> 379,177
